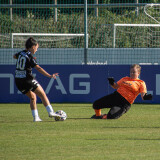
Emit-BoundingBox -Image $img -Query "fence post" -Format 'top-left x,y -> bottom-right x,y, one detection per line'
94,0 -> 98,17
113,24 -> 116,48
53,0 -> 57,22
10,0 -> 12,21
135,0 -> 139,16
84,0 -> 88,65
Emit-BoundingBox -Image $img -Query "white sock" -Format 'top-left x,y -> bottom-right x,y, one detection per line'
32,109 -> 39,118
46,105 -> 54,113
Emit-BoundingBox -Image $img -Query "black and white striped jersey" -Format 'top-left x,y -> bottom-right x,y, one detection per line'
15,50 -> 37,79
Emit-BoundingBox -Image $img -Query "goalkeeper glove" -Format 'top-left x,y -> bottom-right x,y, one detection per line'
143,93 -> 152,100
107,77 -> 115,85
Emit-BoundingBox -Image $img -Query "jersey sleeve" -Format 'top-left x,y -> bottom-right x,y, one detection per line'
117,77 -> 126,86
30,56 -> 38,68
139,81 -> 147,93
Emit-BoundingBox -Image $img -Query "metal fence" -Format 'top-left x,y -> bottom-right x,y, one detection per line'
0,1 -> 160,64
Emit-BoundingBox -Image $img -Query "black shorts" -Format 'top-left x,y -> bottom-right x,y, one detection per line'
15,78 -> 39,94
93,91 -> 131,119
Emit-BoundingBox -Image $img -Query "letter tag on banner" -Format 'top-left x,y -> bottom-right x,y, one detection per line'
0,74 -> 14,94
156,74 -> 160,95
69,74 -> 90,94
45,77 -> 67,94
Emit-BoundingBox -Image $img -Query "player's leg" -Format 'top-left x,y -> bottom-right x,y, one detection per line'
106,92 -> 131,119
106,106 -> 128,119
34,84 -> 50,107
33,85 -> 60,118
101,94 -> 131,119
93,93 -> 115,109
25,91 -> 42,122
91,92 -> 116,118
15,78 -> 42,122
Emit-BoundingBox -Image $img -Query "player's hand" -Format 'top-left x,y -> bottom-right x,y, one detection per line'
13,54 -> 18,59
107,77 -> 115,85
51,73 -> 59,79
143,93 -> 152,100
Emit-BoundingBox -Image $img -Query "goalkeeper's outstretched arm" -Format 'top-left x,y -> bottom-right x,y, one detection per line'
107,77 -> 119,89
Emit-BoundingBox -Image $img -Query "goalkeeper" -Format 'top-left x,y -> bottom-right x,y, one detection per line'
91,64 -> 152,119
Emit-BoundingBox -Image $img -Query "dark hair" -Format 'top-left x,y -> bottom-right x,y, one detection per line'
130,64 -> 141,73
25,37 -> 38,49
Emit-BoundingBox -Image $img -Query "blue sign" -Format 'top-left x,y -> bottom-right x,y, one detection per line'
0,65 -> 159,103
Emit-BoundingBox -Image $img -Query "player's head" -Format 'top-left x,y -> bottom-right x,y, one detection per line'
25,37 -> 39,54
130,64 -> 141,79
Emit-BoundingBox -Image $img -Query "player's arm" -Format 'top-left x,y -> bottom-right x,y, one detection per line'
141,92 -> 152,100
140,82 -> 152,100
107,77 -> 119,89
34,65 -> 59,79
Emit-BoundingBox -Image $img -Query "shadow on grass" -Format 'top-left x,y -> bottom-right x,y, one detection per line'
0,120 -> 57,123
86,138 -> 160,141
67,118 -> 91,120
102,126 -> 160,129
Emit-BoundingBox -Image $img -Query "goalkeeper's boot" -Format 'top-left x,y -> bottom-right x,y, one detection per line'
91,114 -> 107,119
101,114 -> 107,119
33,116 -> 42,122
91,114 -> 103,119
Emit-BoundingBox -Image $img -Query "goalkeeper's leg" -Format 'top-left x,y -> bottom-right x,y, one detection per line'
91,92 -> 116,118
107,106 -> 130,119
92,91 -> 131,119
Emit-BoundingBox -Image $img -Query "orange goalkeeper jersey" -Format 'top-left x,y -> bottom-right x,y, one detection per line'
117,77 -> 147,104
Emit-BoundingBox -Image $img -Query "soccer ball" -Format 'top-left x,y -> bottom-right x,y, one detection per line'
55,110 -> 67,121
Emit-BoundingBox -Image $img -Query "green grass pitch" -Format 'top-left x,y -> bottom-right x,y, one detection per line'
0,103 -> 160,160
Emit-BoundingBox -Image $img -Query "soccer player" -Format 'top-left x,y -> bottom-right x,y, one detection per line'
91,64 -> 152,119
13,37 -> 60,122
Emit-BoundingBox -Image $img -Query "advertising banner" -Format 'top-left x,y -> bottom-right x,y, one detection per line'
0,65 -> 159,103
